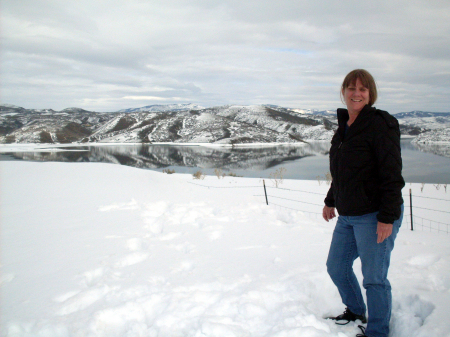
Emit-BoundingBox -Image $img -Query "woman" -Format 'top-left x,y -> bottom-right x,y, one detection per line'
323,69 -> 405,337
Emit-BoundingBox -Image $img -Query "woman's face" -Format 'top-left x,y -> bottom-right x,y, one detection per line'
342,78 -> 370,114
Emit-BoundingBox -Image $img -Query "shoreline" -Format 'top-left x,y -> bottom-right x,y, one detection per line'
0,141 -> 318,153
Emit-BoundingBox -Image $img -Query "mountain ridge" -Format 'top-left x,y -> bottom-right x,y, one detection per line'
1,104 -> 449,145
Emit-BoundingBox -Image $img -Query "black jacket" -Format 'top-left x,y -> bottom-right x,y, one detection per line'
324,105 -> 405,224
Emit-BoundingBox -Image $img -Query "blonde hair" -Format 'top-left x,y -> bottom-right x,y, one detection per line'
341,69 -> 378,106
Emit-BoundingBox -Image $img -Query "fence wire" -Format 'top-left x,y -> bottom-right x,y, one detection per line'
188,181 -> 261,189
188,180 -> 450,235
403,194 -> 450,202
255,194 -> 324,207
406,216 -> 450,234
408,205 -> 450,214
266,186 -> 325,195
269,202 -> 327,220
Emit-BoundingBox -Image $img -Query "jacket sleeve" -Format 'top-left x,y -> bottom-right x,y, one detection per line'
373,113 -> 405,224
324,182 -> 335,208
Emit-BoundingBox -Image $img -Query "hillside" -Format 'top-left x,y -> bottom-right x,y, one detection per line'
0,104 -> 334,144
1,104 -> 449,144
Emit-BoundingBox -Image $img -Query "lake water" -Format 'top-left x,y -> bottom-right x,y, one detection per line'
1,139 -> 450,184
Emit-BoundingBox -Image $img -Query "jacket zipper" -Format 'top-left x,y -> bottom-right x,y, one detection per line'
334,140 -> 343,206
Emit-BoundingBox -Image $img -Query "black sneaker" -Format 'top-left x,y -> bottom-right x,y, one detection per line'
356,324 -> 369,337
327,307 -> 367,325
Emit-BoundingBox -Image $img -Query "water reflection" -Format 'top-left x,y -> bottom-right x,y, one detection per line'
2,143 -> 331,171
413,142 -> 450,158
2,140 -> 450,183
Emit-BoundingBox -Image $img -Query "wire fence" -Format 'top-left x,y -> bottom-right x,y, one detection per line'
403,188 -> 450,234
188,180 -> 450,235
405,216 -> 449,234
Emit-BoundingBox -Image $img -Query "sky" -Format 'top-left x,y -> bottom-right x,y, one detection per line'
1,0 -> 450,113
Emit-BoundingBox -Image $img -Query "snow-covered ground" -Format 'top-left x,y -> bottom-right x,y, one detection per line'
1,161 -> 449,337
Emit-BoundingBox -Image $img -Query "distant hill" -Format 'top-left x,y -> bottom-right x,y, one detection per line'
1,104 -> 448,144
395,111 -> 450,118
0,104 -> 333,144
117,103 -> 205,113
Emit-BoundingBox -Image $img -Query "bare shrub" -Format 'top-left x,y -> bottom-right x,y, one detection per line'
317,172 -> 332,186
193,170 -> 205,180
214,168 -> 224,179
325,172 -> 332,185
270,167 -> 286,188
316,175 -> 322,186
163,169 -> 175,174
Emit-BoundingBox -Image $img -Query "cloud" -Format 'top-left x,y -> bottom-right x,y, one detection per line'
1,0 -> 450,112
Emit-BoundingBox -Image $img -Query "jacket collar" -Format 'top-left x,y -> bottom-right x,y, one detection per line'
337,105 -> 374,138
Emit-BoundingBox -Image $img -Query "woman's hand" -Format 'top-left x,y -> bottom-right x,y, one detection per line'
376,222 -> 393,243
323,206 -> 336,222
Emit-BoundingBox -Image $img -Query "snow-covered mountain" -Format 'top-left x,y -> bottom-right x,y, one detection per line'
0,104 -> 113,144
395,111 -> 450,140
412,128 -> 450,144
117,103 -> 205,113
291,108 -> 337,117
1,104 -> 448,145
395,111 -> 450,118
0,104 -> 335,144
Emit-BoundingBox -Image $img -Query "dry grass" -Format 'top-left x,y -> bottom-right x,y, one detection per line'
193,170 -> 205,180
270,167 -> 286,188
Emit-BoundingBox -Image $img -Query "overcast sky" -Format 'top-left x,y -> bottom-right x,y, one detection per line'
1,0 -> 450,113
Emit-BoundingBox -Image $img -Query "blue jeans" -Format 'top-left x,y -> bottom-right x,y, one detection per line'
326,205 -> 404,337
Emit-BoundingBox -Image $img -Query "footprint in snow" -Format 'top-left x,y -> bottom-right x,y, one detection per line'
98,199 -> 140,212
172,261 -> 195,273
407,254 -> 441,268
0,273 -> 15,285
141,201 -> 169,234
115,252 -> 150,268
53,290 -> 82,303
56,285 -> 113,316
391,294 -> 435,336
126,238 -> 143,251
158,232 -> 182,241
79,267 -> 105,287
169,242 -> 196,254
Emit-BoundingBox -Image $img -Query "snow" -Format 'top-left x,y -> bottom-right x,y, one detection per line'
117,104 -> 205,113
0,103 -> 22,109
413,128 -> 450,144
1,161 -> 450,337
0,144 -> 92,152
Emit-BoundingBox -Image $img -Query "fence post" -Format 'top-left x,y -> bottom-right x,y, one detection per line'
409,189 -> 413,231
263,179 -> 268,205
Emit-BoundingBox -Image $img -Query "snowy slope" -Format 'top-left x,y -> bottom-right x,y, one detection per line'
117,103 -> 205,113
1,104 -> 449,145
412,128 -> 450,144
211,105 -> 334,141
0,105 -> 332,144
1,161 -> 449,337
396,111 -> 450,138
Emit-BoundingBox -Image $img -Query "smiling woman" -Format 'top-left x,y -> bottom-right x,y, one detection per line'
340,69 -> 377,125
340,69 -> 378,107
323,69 -> 405,337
